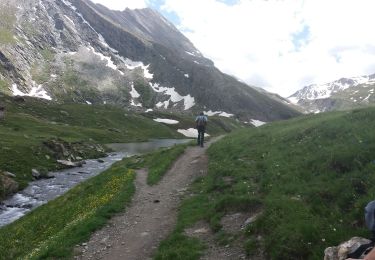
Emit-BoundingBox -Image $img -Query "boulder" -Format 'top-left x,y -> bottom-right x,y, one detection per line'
57,160 -> 84,168
0,173 -> 19,198
60,110 -> 69,116
31,169 -> 41,179
324,237 -> 372,260
3,171 -> 16,178
31,168 -> 54,179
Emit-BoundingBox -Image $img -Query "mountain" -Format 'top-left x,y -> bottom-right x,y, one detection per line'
288,74 -> 375,113
0,0 -> 299,121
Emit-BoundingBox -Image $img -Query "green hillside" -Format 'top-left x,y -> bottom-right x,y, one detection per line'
0,95 -> 244,196
157,107 -> 375,259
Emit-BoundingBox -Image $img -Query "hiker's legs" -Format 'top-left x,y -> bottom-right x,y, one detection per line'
197,126 -> 205,147
199,129 -> 205,147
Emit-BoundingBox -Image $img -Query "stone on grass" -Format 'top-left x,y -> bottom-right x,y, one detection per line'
324,237 -> 372,260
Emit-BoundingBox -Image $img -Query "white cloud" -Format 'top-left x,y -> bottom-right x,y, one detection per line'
90,0 -> 147,10
161,0 -> 375,96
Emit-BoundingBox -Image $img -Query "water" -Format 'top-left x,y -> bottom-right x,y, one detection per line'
0,139 -> 192,227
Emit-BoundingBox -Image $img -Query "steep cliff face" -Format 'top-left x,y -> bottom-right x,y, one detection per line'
0,0 -> 299,121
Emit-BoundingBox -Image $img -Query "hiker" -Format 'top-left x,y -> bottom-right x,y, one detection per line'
347,200 -> 375,260
195,112 -> 207,147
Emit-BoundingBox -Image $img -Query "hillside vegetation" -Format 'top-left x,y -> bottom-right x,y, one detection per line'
156,106 -> 375,259
0,95 -> 244,196
0,142 -> 190,259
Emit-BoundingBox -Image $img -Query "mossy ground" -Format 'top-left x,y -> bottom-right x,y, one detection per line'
155,106 -> 375,260
0,141 -> 190,259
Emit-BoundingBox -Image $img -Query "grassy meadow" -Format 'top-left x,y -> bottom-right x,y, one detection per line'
0,141 -> 189,259
0,94 -> 242,194
155,107 -> 375,259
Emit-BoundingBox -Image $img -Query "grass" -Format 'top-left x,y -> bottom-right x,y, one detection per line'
117,143 -> 191,185
0,94 -> 244,195
144,144 -> 189,185
0,158 -> 136,259
155,106 -> 375,259
0,139 -> 192,259
0,95 -> 181,192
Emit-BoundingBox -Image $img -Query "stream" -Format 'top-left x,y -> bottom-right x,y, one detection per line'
0,139 -> 192,227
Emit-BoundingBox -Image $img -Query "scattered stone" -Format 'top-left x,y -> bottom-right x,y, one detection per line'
57,160 -> 84,168
31,169 -> 41,179
45,155 -> 50,160
324,237 -> 372,260
176,188 -> 187,193
193,228 -> 209,234
3,171 -> 16,178
60,110 -> 69,116
243,213 -> 261,227
21,204 -> 33,209
100,236 -> 109,245
153,199 -> 160,203
108,128 -> 121,133
0,173 -> 19,197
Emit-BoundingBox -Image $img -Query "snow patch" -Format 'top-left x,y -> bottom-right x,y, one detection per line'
184,74 -> 189,78
204,110 -> 233,117
288,97 -> 299,104
145,109 -> 153,113
61,0 -> 77,11
86,101 -> 92,105
363,94 -> 372,101
250,119 -> 266,127
130,83 -> 142,107
123,59 -> 153,79
150,83 -> 195,110
177,128 -> 210,138
219,112 -> 234,118
12,84 -> 52,101
87,46 -> 124,75
153,118 -> 179,124
185,51 -> 196,56
130,83 -> 140,98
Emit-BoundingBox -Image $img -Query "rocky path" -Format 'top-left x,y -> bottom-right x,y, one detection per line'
75,137 -> 223,260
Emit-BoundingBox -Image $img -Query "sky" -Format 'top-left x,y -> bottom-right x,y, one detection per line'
90,0 -> 375,97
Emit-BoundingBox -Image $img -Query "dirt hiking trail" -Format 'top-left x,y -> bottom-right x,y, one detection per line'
75,136 -> 223,260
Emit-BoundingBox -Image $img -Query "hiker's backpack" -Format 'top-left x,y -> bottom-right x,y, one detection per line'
197,116 -> 206,126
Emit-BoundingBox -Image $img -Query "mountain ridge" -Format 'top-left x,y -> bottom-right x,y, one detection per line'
0,0 -> 299,121
288,73 -> 375,113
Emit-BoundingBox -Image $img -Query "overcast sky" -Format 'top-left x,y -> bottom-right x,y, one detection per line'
90,0 -> 375,97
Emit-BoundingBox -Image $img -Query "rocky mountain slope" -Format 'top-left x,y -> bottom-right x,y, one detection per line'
0,0 -> 299,121
289,74 -> 375,113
